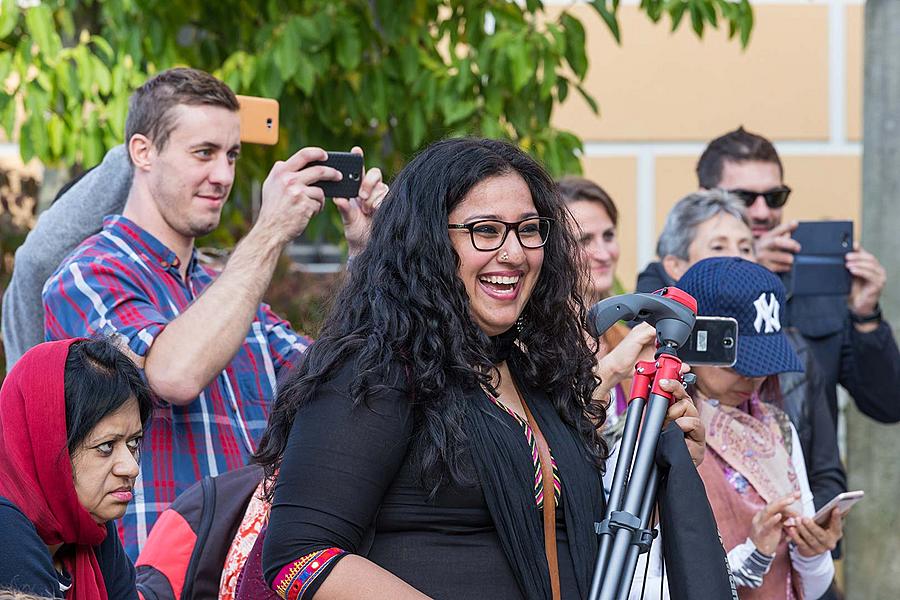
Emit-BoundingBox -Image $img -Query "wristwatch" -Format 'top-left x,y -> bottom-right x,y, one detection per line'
850,304 -> 882,324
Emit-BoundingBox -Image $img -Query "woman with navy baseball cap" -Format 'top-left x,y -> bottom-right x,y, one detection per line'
678,257 -> 839,600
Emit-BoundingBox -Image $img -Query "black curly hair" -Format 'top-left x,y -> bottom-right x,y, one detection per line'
254,138 -> 605,498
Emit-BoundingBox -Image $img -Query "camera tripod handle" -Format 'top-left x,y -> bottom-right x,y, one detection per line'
587,287 -> 698,350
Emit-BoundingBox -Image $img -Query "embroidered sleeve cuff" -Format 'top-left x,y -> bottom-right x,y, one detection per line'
272,547 -> 347,600
728,538 -> 775,588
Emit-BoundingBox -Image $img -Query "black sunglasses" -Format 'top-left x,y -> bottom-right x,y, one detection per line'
727,186 -> 792,209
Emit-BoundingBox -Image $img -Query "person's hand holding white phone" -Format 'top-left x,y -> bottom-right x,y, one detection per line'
783,490 -> 862,557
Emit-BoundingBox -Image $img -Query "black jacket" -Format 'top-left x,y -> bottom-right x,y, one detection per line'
780,330 -> 848,510
0,496 -> 137,599
635,261 -> 676,294
785,292 -> 900,425
656,423 -> 738,600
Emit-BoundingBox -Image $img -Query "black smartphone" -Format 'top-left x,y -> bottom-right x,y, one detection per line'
307,152 -> 364,198
788,220 -> 853,297
677,316 -> 738,367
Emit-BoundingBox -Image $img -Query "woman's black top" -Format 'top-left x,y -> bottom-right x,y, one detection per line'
263,355 -> 606,600
0,496 -> 137,599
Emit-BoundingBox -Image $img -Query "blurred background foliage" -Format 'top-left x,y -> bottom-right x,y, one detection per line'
0,0 -> 752,366
0,0 -> 752,245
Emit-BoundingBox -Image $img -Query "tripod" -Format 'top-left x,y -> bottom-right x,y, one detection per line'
586,287 -> 697,600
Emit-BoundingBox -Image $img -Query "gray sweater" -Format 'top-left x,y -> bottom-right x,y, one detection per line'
2,145 -> 132,368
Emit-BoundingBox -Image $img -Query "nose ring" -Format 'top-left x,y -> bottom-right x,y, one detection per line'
499,251 -> 509,262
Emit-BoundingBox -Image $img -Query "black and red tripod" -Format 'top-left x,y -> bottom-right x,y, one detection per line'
586,287 -> 698,600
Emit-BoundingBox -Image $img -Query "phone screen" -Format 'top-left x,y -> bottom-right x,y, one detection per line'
676,316 -> 738,367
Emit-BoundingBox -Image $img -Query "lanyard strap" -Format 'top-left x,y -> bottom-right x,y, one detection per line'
520,396 -> 561,600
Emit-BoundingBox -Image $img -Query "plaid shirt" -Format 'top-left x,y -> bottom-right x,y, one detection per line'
42,215 -> 311,559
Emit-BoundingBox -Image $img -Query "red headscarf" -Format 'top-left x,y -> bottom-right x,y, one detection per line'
0,339 -> 109,600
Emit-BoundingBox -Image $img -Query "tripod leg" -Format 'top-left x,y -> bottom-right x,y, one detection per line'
616,463 -> 659,600
597,391 -> 669,600
588,397 -> 647,599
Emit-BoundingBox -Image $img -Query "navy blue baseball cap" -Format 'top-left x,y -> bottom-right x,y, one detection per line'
677,257 -> 803,377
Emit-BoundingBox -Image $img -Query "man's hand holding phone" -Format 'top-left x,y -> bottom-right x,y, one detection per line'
847,244 -> 886,330
332,146 -> 390,256
755,221 -> 801,273
257,147 -> 343,246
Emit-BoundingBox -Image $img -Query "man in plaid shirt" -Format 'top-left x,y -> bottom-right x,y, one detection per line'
42,68 -> 388,559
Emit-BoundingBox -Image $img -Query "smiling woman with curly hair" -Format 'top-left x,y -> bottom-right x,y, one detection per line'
245,138 -> 701,600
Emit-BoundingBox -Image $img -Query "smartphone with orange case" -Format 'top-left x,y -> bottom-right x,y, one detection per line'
236,95 -> 279,145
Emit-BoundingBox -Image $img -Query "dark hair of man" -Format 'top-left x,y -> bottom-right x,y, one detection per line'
254,138 -> 604,499
64,338 -> 155,455
124,67 -> 239,159
557,176 -> 619,227
696,126 -> 784,189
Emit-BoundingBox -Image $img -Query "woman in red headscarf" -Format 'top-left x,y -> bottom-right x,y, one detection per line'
0,338 -> 154,599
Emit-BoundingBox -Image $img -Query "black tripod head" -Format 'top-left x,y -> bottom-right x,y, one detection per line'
587,287 -> 697,350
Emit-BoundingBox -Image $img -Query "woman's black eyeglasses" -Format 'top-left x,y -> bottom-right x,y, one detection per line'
448,217 -> 554,251
727,186 -> 792,209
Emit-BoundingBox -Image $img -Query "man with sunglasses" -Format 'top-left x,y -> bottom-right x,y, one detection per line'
692,127 -> 900,428
637,127 -> 899,427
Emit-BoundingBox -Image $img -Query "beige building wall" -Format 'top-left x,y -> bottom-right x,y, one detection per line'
550,0 -> 864,290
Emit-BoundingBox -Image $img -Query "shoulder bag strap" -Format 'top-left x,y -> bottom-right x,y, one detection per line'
520,397 -> 561,600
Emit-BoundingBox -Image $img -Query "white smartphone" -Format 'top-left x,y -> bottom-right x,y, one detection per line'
812,490 -> 864,525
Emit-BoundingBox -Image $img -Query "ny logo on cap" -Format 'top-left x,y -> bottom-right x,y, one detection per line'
753,292 -> 781,333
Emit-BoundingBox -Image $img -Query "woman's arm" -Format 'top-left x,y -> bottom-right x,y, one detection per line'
726,538 -> 775,588
262,361 -> 430,600
313,556 -> 430,600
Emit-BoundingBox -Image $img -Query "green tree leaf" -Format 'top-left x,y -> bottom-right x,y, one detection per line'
274,27 -> 300,81
48,113 -> 64,156
91,55 -> 112,95
24,5 -> 61,59
293,53 -> 316,95
576,82 -> 599,114
589,1 -> 621,44
0,0 -> 19,39
0,87 -> 16,135
507,37 -> 531,93
256,54 -> 284,98
560,12 -> 587,80
443,98 -> 477,126
73,45 -> 94,96
669,3 -> 688,31
409,105 -> 426,148
82,111 -> 103,167
690,4 -> 704,37
399,43 -> 419,85
0,52 -> 10,84
19,118 -> 35,163
335,22 -> 362,71
91,35 -> 115,62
